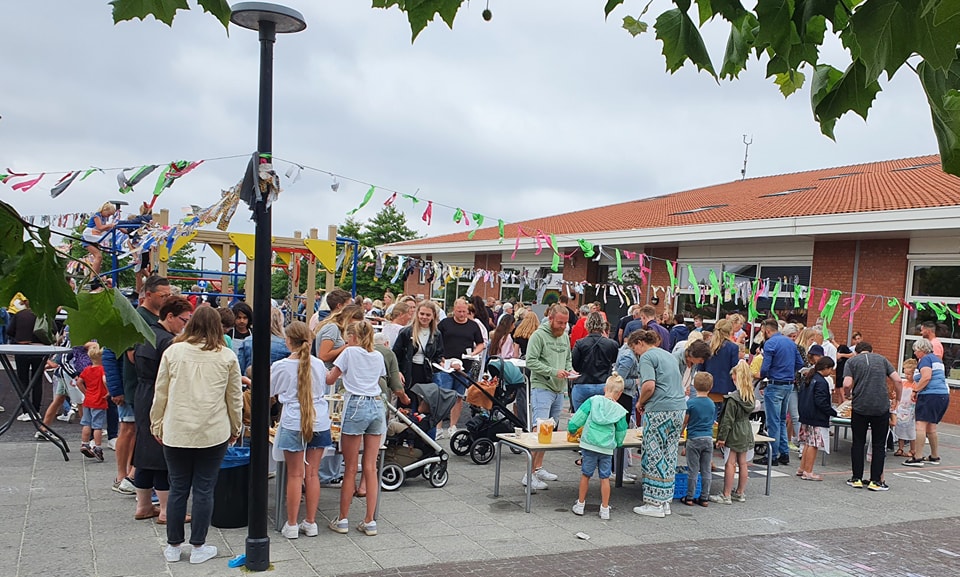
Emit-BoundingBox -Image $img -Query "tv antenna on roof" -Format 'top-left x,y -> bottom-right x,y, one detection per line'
740,134 -> 753,180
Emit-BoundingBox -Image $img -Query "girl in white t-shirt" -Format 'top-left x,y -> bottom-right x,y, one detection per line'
325,320 -> 386,537
270,321 -> 331,539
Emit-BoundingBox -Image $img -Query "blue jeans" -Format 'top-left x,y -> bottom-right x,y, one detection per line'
787,388 -> 800,439
764,384 -> 792,459
571,384 -> 605,413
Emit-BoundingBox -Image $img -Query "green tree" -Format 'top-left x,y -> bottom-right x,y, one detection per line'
336,206 -> 419,299
111,0 -> 960,178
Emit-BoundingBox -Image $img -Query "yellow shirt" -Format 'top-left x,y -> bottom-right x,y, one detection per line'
150,341 -> 243,448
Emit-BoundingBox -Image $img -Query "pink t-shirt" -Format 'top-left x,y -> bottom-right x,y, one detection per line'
931,337 -> 944,358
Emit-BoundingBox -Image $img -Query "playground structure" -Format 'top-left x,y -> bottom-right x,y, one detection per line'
99,207 -> 356,311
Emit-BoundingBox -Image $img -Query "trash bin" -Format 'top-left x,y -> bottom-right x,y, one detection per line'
212,446 -> 250,529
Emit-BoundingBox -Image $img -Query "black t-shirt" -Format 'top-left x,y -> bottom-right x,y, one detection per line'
438,317 -> 484,361
616,314 -> 633,342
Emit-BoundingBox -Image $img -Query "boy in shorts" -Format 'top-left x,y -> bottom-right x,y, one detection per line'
566,374 -> 629,519
77,346 -> 108,462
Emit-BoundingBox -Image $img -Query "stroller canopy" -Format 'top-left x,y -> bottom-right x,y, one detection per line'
486,358 -> 525,386
411,382 -> 458,430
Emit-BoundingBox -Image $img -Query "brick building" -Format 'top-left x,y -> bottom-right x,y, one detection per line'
386,155 -> 960,422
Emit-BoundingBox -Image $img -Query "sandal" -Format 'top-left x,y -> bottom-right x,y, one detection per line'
800,473 -> 823,481
695,497 -> 710,507
680,496 -> 695,506
156,514 -> 191,525
893,449 -> 905,457
795,469 -> 804,477
354,489 -> 366,499
134,505 -> 160,520
574,458 -> 582,467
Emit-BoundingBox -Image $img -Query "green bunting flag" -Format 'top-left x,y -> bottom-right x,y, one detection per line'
747,280 -> 760,322
577,239 -> 595,258
929,302 -> 948,321
347,186 -> 376,215
770,281 -> 782,321
793,284 -> 804,309
667,261 -> 678,292
708,269 -> 721,300
616,249 -> 623,282
820,290 -> 842,325
467,212 -> 485,239
687,265 -> 701,307
887,298 -> 902,324
401,193 -> 420,204
498,219 -> 505,244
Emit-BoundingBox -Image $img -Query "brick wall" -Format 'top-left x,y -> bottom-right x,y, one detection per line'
471,253 -> 502,300
402,254 -> 431,301
562,251 -> 599,308
648,246 -> 679,316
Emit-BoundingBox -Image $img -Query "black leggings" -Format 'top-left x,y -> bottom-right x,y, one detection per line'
851,411 -> 889,484
15,355 -> 45,412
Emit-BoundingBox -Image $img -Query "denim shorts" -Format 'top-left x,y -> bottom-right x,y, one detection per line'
341,396 -> 386,436
275,427 -> 332,452
434,371 -> 468,398
531,388 -> 564,423
915,393 -> 950,424
80,408 -> 106,430
117,402 -> 136,423
580,448 -> 613,479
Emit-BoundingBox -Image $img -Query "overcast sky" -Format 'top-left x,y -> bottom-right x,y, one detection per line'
1,1 -> 935,261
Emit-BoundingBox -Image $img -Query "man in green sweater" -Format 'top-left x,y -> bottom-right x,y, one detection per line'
524,304 -> 574,491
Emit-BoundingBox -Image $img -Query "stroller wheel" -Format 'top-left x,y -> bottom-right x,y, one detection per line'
470,438 -> 495,465
380,463 -> 405,491
422,464 -> 434,479
429,465 -> 449,488
449,430 -> 472,456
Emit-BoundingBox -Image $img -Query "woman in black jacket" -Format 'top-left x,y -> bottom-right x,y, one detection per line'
570,312 -> 619,411
391,301 -> 444,409
796,356 -> 837,481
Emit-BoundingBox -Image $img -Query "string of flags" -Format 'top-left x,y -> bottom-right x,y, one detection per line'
4,153 -> 954,327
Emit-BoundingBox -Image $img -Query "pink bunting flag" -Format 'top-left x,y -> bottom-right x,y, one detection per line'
11,173 -> 44,192
623,250 -> 636,260
1,169 -> 27,184
421,201 -> 433,225
512,226 -> 527,260
818,288 -> 829,312
383,192 -> 397,206
842,294 -> 866,320
639,254 -> 651,285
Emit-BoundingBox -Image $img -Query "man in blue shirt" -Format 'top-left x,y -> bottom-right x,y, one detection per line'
757,319 -> 804,466
624,305 -> 671,352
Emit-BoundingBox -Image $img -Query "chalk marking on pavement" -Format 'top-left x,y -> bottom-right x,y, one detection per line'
786,538 -> 817,549
936,548 -> 960,557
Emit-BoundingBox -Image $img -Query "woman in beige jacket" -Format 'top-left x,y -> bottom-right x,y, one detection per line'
150,306 -> 242,565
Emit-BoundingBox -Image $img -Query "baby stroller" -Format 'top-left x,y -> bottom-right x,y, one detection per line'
380,382 -> 455,491
449,358 -> 527,465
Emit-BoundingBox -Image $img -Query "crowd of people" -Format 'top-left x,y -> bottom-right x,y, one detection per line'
3,281 -> 953,552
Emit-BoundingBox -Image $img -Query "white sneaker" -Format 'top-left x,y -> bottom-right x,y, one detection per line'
436,428 -> 446,440
281,522 -> 299,539
447,425 -> 458,438
599,505 -> 610,520
521,473 -> 548,491
0,405 -> 5,412
633,504 -> 665,518
622,472 -> 637,484
163,544 -> 182,563
663,502 -> 672,516
16,413 -> 31,422
534,468 -> 558,482
56,413 -> 70,422
189,544 -> 217,564
572,500 -> 585,515
106,438 -> 117,451
298,520 -> 318,537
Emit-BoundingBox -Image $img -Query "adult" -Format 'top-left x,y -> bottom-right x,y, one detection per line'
512,312 -> 539,358
568,305 -> 592,349
668,314 -> 689,349
272,321 -> 332,539
488,313 -> 519,360
382,291 -> 395,316
757,319 -> 804,467
616,305 -> 639,345
904,338 -> 949,467
106,274 -> 171,494
702,319 -> 739,408
6,298 -> 43,413
150,306 -> 242,564
325,321 -> 386,537
842,341 -> 901,491
920,321 -> 944,358
571,312 -> 619,411
482,296 -> 498,330
380,301 -> 411,349
227,301 -> 253,353
524,304 -> 573,491
624,305 -> 671,352
392,300 -> 443,410
674,340 -> 712,398
436,299 -> 485,439
629,329 -> 687,518
238,307 -> 291,375
132,296 -> 192,523
559,294 -> 578,330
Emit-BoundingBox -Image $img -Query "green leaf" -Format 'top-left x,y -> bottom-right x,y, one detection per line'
709,0 -> 749,21
755,0 -> 797,58
774,69 -> 806,96
697,0 -> 714,25
110,0 -> 189,26
0,200 -> 25,256
197,0 -> 231,30
847,0 -> 915,81
605,0 -> 625,18
720,12 -> 758,79
655,8 -> 718,78
64,289 -> 155,353
812,60 -> 881,140
0,243 -> 78,327
385,0 -> 464,41
919,57 -> 960,176
933,0 -> 960,24
917,3 -> 960,72
623,15 -> 649,36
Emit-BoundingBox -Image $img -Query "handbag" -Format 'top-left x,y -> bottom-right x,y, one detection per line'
33,315 -> 56,345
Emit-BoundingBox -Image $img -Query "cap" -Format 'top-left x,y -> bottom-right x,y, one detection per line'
807,344 -> 825,356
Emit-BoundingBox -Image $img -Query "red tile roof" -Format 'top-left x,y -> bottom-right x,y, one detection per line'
395,154 -> 952,247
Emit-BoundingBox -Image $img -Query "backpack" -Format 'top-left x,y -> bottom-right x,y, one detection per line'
33,315 -> 56,345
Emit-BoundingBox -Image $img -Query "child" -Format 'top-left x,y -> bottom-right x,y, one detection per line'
567,374 -> 629,520
76,344 -> 108,462
796,357 -> 837,480
894,359 -> 917,458
711,360 -> 756,504
681,372 -> 715,507
81,202 -> 117,275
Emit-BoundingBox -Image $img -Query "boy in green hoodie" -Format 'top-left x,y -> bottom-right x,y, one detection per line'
567,374 -> 629,520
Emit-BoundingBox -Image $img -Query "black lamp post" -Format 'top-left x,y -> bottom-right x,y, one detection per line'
229,3 -> 305,572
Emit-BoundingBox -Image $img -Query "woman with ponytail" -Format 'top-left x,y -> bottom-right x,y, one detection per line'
270,321 -> 332,539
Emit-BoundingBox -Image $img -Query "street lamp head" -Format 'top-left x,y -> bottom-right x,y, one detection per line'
230,2 -> 306,33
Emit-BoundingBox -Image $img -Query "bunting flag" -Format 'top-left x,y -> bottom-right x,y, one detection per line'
50,171 -> 80,198
639,254 -> 651,285
80,168 -> 101,181
818,288 -> 829,312
842,294 -> 867,320
666,260 -> 679,293
747,280 -> 760,322
1,169 -> 27,184
928,301 -> 948,321
615,249 -> 623,283
793,284 -> 804,309
887,298 -> 902,324
468,213 -> 484,239
497,219 -> 505,244
708,269 -> 722,300
687,264 -> 701,307
769,281 -> 782,320
117,165 -> 158,193
577,239 -> 595,258
512,226 -> 526,260
421,201 -> 433,225
347,185 -> 376,215
402,193 -> 420,204
383,192 -> 397,206
819,290 -> 843,325
551,235 -> 561,272
12,173 -> 44,192
152,160 -> 203,198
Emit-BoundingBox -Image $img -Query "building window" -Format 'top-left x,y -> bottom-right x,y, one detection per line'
903,263 -> 960,384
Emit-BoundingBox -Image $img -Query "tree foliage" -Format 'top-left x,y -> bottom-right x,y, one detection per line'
110,0 -> 960,177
